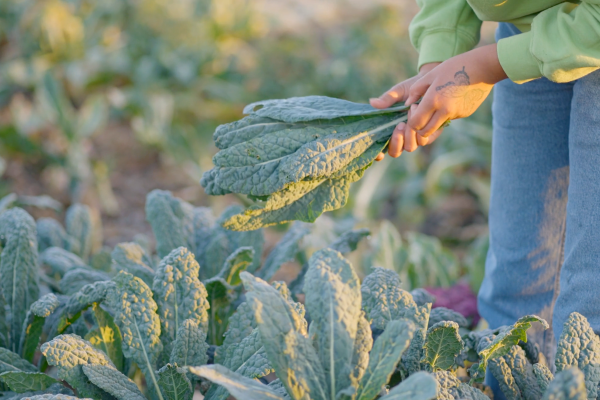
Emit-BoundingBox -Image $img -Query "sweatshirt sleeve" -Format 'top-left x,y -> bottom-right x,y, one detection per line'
497,1 -> 600,84
409,0 -> 483,71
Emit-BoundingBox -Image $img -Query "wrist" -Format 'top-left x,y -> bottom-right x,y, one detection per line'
419,62 -> 441,75
480,44 -> 508,83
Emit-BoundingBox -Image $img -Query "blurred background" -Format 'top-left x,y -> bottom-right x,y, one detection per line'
0,0 -> 498,297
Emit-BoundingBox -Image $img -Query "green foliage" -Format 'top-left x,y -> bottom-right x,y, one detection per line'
0,348 -> 37,373
81,364 -> 146,400
84,303 -> 123,372
20,294 -> 60,362
40,247 -> 88,278
169,319 -> 209,385
59,269 -> 111,296
156,364 -> 192,400
0,208 -> 39,353
111,243 -> 155,287
36,218 -> 73,253
421,322 -> 464,372
533,363 -> 554,393
65,204 -> 94,260
203,96 -> 410,231
0,372 -> 57,393
257,223 -> 309,281
428,308 -> 468,330
542,369 -> 586,400
554,312 -> 600,398
379,372 -> 438,400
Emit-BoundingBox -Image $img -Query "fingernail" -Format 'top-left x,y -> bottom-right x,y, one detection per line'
397,122 -> 406,129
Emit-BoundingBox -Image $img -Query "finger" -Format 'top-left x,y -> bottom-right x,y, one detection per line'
416,127 -> 444,147
388,123 -> 405,158
416,109 -> 449,138
369,76 -> 418,109
405,77 -> 431,106
375,153 -> 385,161
403,122 -> 418,152
407,99 -> 437,132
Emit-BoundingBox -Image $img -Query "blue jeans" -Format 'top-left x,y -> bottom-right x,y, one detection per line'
478,22 -> 600,395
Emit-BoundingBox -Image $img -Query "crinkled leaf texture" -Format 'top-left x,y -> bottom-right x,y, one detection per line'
427,308 -> 468,329
241,272 -> 328,400
189,365 -> 284,400
379,371 -> 438,400
41,334 -> 114,400
473,315 -> 548,382
304,248 -> 362,398
104,271 -> 163,399
217,301 -> 256,365
84,303 -> 123,371
81,364 -> 146,400
20,395 -> 88,400
533,363 -> 554,393
542,368 -> 587,400
422,321 -> 464,372
0,372 -> 57,393
434,370 -> 489,400
112,242 -> 155,287
355,319 -> 416,400
555,312 -> 600,398
19,293 -> 60,362
169,319 -> 209,385
488,345 -> 541,400
152,247 -> 209,356
0,348 -> 38,373
156,364 -> 192,400
59,269 -> 111,296
0,208 -> 39,353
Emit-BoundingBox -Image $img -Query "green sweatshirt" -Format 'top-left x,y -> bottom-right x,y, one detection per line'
409,0 -> 600,83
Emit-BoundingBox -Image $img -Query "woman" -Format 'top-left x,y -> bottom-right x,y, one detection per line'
370,0 -> 600,394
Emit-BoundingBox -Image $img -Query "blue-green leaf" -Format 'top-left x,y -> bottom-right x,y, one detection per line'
65,204 -> 93,260
112,242 -> 155,287
84,303 -> 123,371
379,372 -> 438,400
19,293 -> 60,362
0,372 -> 58,393
82,364 -> 146,400
157,364 -> 192,400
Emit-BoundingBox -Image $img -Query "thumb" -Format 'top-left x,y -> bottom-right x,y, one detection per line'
370,78 -> 416,109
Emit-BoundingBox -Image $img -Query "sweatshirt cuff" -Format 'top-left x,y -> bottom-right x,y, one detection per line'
417,30 -> 478,71
497,31 -> 543,84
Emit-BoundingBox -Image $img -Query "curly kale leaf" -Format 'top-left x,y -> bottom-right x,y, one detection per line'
410,289 -> 436,308
488,345 -> 541,400
59,268 -> 111,296
533,363 -> 554,393
350,312 -> 373,386
542,368 -> 586,400
379,371 -> 438,400
216,301 -> 256,364
152,247 -> 209,357
169,319 -> 209,385
304,248 -> 362,398
428,308 -> 469,329
65,204 -> 93,260
145,190 -> 195,259
41,334 -> 114,399
112,242 -> 155,287
472,315 -> 548,382
0,208 -> 39,353
241,272 -> 327,400
18,394 -> 84,400
555,312 -> 600,398
156,364 -> 192,400
82,364 -> 145,400
422,321 -> 464,372
355,320 -> 415,400
19,293 -> 60,362
434,370 -> 489,400
104,271 -> 163,399
0,372 -> 57,393
40,247 -> 88,277
36,218 -> 73,253
188,365 -> 284,400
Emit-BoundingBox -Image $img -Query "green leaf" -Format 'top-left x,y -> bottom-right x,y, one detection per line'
542,368 -> 587,400
355,320 -> 416,400
361,267 -> 418,331
473,315 -> 548,382
0,348 -> 37,373
488,345 -> 541,400
217,301 -> 256,364
329,228 -> 371,254
188,365 -> 284,400
152,247 -> 209,357
0,208 -> 39,353
257,223 -> 309,281
36,218 -> 73,253
488,355 -> 521,400
40,247 -> 88,277
533,363 -> 553,393
112,242 -> 155,287
169,319 -> 209,377
350,312 -> 373,385
104,271 -> 164,400
400,304 -> 431,376
241,272 -> 327,400
59,269 -> 111,296
65,204 -> 93,260
555,312 -> 600,398
421,321 -> 464,371
20,293 -> 60,362
410,289 -> 435,307
0,193 -> 18,213
22,395 -> 84,400
304,248 -> 362,398
145,190 -> 195,259
62,280 -> 115,328
379,372 -> 438,400
82,364 -> 146,400
84,303 -> 123,371
41,334 -> 115,399
434,370 -> 489,400
216,247 -> 254,286
427,308 -> 469,329
157,364 -> 192,400
0,290 -> 8,348
0,371 -> 57,393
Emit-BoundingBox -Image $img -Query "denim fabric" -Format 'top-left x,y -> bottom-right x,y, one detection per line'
477,22 -> 600,398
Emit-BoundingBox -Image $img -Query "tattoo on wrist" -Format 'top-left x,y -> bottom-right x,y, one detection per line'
435,66 -> 484,112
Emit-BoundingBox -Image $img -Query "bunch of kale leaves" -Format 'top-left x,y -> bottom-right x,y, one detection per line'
201,96 -> 409,231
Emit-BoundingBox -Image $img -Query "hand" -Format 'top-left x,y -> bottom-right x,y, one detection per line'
371,44 -> 507,161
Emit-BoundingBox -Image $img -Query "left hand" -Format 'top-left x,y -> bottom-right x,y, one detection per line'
373,43 -> 508,161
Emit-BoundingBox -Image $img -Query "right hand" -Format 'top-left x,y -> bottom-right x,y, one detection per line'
370,62 -> 442,161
